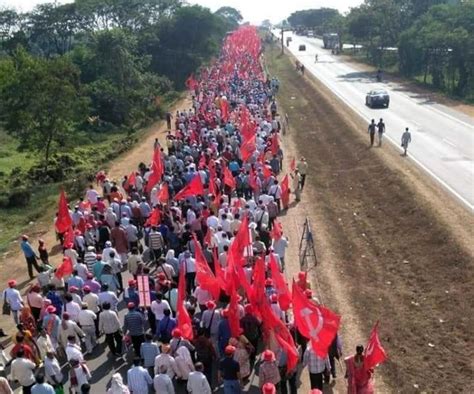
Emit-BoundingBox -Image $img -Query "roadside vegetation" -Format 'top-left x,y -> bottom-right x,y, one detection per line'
285,0 -> 474,101
0,0 -> 242,251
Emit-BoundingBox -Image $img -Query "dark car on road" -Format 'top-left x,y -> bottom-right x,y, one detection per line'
366,89 -> 390,108
298,44 -> 306,51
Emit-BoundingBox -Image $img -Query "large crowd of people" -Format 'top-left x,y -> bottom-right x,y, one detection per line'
1,26 -> 384,394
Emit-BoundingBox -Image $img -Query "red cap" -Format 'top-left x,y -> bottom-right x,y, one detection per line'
270,294 -> 278,302
157,273 -> 166,281
305,289 -> 313,298
86,273 -> 94,279
85,223 -> 93,229
8,279 -> 17,287
265,278 -> 273,286
206,300 -> 216,309
74,229 -> 82,236
221,309 -> 229,318
69,286 -> 78,293
83,285 -> 91,293
298,271 -> 307,280
65,243 -> 73,249
224,345 -> 236,355
62,312 -> 70,319
127,302 -> 135,309
244,304 -> 253,314
128,279 -> 137,287
263,349 -> 275,361
262,383 -> 276,394
46,306 -> 56,313
172,328 -> 182,338
310,390 -> 323,394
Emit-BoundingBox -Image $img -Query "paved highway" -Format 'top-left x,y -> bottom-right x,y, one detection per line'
275,31 -> 474,210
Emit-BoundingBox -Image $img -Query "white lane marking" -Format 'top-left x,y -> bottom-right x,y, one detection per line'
443,138 -> 457,148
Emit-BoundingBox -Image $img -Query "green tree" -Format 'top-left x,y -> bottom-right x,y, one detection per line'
0,48 -> 89,170
215,6 -> 243,27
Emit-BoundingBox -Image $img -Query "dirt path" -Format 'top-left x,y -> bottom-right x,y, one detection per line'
0,98 -> 191,335
267,44 -> 474,393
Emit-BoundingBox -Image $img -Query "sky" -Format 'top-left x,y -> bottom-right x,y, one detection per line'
0,0 -> 363,24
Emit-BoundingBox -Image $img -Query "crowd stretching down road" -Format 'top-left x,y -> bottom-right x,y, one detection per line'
1,27 -> 386,394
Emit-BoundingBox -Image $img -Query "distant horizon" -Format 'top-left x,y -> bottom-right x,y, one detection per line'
0,0 -> 363,24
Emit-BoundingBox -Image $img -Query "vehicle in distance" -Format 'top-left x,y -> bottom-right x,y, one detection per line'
366,89 -> 390,108
307,31 -> 315,37
299,44 -> 306,51
323,33 -> 339,49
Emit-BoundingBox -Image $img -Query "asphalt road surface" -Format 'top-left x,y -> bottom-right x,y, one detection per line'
274,31 -> 474,210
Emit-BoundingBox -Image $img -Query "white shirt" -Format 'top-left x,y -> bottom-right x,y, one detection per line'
187,371 -> 212,394
183,257 -> 196,273
11,358 -> 36,386
86,189 -> 99,204
3,288 -> 23,310
63,301 -> 81,322
272,237 -> 288,258
151,300 -> 171,321
71,364 -> 91,389
45,357 -> 63,385
154,374 -> 175,394
154,354 -> 179,378
66,343 -> 84,362
75,263 -> 89,281
78,309 -> 97,327
83,293 -> 100,313
193,287 -> 212,305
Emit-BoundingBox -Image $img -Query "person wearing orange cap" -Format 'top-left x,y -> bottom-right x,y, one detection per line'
124,279 -> 140,306
262,382 -> 276,394
264,278 -> 277,298
20,235 -> 41,279
218,345 -> 241,393
170,327 -> 195,356
259,349 -> 281,389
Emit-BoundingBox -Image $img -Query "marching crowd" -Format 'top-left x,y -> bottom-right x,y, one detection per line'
1,27 -> 385,394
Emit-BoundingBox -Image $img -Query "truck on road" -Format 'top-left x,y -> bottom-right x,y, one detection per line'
323,33 -> 339,49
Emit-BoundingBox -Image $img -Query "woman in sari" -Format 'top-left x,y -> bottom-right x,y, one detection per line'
19,306 -> 38,337
345,345 -> 374,394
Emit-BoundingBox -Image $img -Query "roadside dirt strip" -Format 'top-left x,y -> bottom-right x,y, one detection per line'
266,44 -> 474,393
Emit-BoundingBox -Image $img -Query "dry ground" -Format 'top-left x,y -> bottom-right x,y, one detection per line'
266,44 -> 474,393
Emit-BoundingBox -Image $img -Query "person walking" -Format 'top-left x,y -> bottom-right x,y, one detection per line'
303,344 -> 331,390
3,279 -> 23,325
345,345 -> 374,394
187,362 -> 212,394
258,350 -> 281,390
123,302 -> 146,357
368,119 -> 377,147
127,358 -> 152,394
99,302 -> 122,356
377,118 -> 385,147
218,345 -> 241,394
401,127 -> 412,156
10,348 -> 36,394
296,157 -> 308,190
20,235 -> 41,279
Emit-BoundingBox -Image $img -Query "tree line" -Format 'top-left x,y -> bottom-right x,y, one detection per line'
0,1 -> 241,170
287,0 -> 474,99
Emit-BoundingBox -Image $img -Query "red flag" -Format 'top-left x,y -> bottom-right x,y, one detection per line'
281,174 -> 290,209
270,133 -> 279,155
185,74 -> 198,90
221,99 -> 229,122
146,149 -> 164,193
259,297 -> 298,372
213,247 -> 227,292
240,135 -> 256,162
270,219 -> 283,241
227,281 -> 243,338
127,172 -> 137,190
269,254 -> 292,311
223,166 -> 236,190
174,175 -> 205,201
63,226 -> 74,248
177,262 -> 193,340
290,157 -> 296,172
248,167 -> 258,191
193,236 -> 220,300
55,190 -> 72,234
292,281 -> 341,357
145,208 -> 161,227
364,322 -> 387,370
157,183 -> 170,204
55,256 -> 74,279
